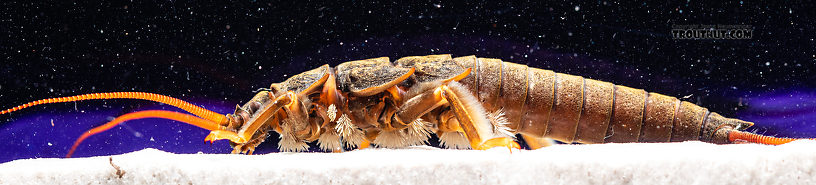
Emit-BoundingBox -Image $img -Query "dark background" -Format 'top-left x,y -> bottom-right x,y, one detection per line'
1,1 -> 814,163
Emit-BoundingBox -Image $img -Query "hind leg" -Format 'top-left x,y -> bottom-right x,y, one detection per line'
521,134 -> 556,150
389,81 -> 519,150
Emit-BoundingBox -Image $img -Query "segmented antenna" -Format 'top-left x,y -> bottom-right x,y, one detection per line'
0,92 -> 227,124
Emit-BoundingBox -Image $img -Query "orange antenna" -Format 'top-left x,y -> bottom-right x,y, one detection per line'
1,92 -> 227,125
66,110 -> 238,158
728,130 -> 816,145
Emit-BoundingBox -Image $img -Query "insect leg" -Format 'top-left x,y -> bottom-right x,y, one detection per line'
388,68 -> 472,130
231,131 -> 270,154
389,84 -> 448,130
391,81 -> 519,150
520,134 -> 555,150
439,82 -> 520,150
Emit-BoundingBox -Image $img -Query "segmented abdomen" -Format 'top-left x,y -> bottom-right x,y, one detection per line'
452,56 -> 722,144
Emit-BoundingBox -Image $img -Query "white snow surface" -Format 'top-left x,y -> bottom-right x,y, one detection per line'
2,141 -> 816,185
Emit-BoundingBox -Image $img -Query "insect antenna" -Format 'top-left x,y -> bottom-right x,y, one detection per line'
0,92 -> 228,124
66,110 -> 236,158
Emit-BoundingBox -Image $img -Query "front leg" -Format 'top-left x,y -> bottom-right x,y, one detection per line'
392,81 -> 520,150
230,131 -> 270,155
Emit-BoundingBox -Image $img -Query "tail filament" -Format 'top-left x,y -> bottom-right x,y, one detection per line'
728,131 -> 816,145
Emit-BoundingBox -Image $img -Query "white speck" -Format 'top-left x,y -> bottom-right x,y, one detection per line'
258,66 -> 262,70
789,9 -> 792,14
574,6 -> 580,11
47,142 -> 53,146
434,4 -> 441,8
150,137 -> 155,142
567,32 -> 573,36
765,62 -> 770,66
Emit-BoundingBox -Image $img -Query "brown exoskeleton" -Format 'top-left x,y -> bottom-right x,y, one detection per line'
210,55 -> 520,153
1,54 -> 813,157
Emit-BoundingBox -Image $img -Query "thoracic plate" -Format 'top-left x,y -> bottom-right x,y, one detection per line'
278,64 -> 329,94
335,57 -> 412,96
395,54 -> 466,83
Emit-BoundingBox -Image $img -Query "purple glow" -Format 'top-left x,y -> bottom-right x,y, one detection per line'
0,99 -> 243,163
739,90 -> 816,138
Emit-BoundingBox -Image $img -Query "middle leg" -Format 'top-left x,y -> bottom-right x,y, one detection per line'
391,81 -> 520,150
